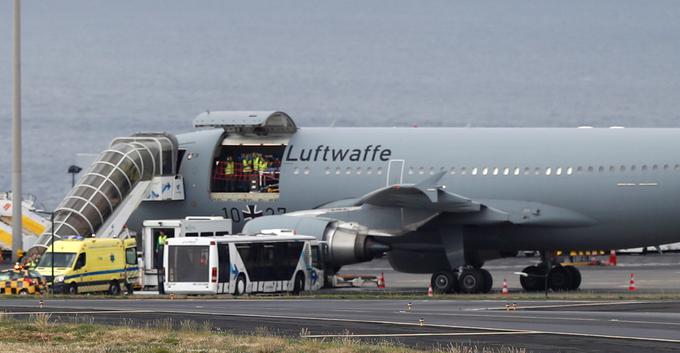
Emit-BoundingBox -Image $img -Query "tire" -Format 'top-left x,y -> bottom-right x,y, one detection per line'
67,283 -> 78,295
548,266 -> 573,291
234,274 -> 246,296
107,281 -> 121,295
292,272 -> 305,295
125,282 -> 134,295
479,268 -> 493,294
459,269 -> 485,294
431,270 -> 457,293
519,265 -> 546,292
563,266 -> 582,290
18,289 -> 28,296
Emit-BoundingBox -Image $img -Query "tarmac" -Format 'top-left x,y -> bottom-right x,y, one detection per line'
1,253 -> 680,352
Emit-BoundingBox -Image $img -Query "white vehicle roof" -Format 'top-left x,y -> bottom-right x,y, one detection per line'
166,234 -> 317,245
143,216 -> 229,227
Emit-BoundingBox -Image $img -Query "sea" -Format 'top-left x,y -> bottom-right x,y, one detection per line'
0,0 -> 679,208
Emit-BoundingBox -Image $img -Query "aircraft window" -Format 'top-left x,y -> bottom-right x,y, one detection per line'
493,167 -> 499,176
356,167 -> 362,175
630,165 -> 636,172
576,166 -> 583,174
430,167 -> 435,175
449,167 -> 456,175
303,167 -> 310,175
664,164 -> 669,171
545,168 -> 552,176
377,167 -> 383,175
335,167 -> 341,175
472,168 -> 478,176
325,167 -> 330,175
293,167 -> 300,175
653,164 -> 659,170
418,167 -> 424,175
367,167 -> 373,175
503,168 -> 510,176
211,144 -> 284,195
460,167 -> 467,175
598,166 -> 604,172
482,167 -> 488,176
641,165 -> 647,171
512,167 -> 519,176
408,167 -> 414,175
675,164 -> 680,171
534,167 -> 540,176
587,166 -> 594,172
609,166 -> 616,172
346,167 -> 352,175
566,167 -> 573,175
556,167 -> 562,175
523,167 -> 530,175
620,165 -> 626,172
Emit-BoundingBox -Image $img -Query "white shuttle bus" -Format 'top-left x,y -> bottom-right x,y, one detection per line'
164,234 -> 326,295
141,217 -> 232,289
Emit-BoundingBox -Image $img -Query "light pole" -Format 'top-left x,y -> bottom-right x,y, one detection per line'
11,0 -> 23,263
67,165 -> 82,188
35,210 -> 55,292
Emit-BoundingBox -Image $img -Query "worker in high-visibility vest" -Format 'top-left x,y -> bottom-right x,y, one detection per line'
156,232 -> 168,294
224,156 -> 235,192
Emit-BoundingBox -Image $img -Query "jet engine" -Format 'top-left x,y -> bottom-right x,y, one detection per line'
242,215 -> 389,269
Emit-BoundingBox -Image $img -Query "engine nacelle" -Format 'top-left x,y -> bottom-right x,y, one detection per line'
242,215 -> 389,268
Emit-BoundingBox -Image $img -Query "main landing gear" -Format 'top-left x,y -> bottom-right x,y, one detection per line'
519,256 -> 582,292
431,267 -> 493,294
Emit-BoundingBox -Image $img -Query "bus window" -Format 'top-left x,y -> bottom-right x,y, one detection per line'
168,245 -> 209,283
311,245 -> 321,268
217,244 -> 230,283
216,231 -> 230,236
200,232 -> 214,237
185,232 -> 198,237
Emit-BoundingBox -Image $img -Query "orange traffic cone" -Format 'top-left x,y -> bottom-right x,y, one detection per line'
628,273 -> 636,291
501,278 -> 509,295
427,284 -> 434,297
377,272 -> 385,288
609,250 -> 617,266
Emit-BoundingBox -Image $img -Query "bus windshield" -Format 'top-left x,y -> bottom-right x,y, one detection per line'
38,252 -> 77,268
168,245 -> 209,282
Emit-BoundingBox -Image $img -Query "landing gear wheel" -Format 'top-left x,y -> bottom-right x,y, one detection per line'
519,265 -> 546,292
548,266 -> 573,291
563,266 -> 582,290
479,268 -> 493,294
459,268 -> 485,294
234,274 -> 246,296
67,283 -> 78,295
431,270 -> 458,293
292,272 -> 305,295
108,281 -> 121,295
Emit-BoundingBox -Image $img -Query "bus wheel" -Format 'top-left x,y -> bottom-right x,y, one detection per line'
67,283 -> 78,295
234,274 -> 246,296
293,272 -> 305,295
108,281 -> 121,295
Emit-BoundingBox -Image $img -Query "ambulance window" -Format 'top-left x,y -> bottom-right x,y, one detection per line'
185,232 -> 198,237
200,232 -> 214,237
74,253 -> 86,270
126,247 -> 137,265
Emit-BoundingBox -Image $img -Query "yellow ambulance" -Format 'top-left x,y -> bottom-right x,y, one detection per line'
35,237 -> 139,295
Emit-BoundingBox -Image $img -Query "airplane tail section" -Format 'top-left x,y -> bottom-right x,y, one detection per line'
29,133 -> 183,255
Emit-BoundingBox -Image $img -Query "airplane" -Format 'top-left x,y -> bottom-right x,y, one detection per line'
30,111 -> 680,293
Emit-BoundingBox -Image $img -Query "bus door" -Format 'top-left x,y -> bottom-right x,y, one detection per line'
310,242 -> 326,289
152,228 -> 176,269
217,242 -> 230,293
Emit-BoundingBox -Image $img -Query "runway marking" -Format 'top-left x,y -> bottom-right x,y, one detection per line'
481,300 -> 640,311
1,310 -> 154,315
301,331 -> 541,338
530,330 -> 680,344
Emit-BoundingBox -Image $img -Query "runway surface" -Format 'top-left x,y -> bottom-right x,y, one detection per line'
3,298 -> 680,352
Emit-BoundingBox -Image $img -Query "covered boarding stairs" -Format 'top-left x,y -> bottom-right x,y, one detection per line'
31,133 -> 185,253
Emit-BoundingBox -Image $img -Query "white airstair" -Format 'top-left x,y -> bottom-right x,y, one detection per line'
31,133 -> 184,252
